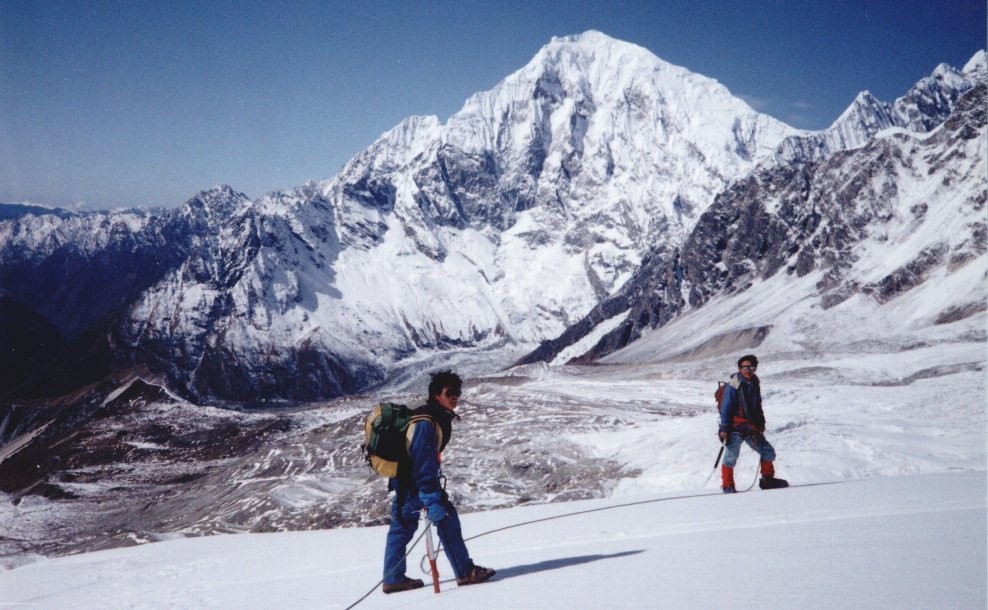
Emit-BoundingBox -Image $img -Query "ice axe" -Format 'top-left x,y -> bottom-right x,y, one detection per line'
702,442 -> 726,487
423,511 -> 441,593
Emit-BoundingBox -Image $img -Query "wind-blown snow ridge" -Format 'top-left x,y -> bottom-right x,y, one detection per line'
963,49 -> 987,77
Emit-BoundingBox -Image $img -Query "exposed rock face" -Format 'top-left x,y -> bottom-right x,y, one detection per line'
519,80 -> 986,365
0,371 -> 635,565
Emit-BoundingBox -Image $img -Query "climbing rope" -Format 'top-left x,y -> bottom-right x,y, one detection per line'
344,525 -> 430,610
348,460 -> 770,609
467,459 -> 761,545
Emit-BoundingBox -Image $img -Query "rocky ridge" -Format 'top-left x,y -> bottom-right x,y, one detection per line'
519,75 -> 986,366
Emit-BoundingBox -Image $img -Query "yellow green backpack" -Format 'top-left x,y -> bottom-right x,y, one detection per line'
361,403 -> 439,478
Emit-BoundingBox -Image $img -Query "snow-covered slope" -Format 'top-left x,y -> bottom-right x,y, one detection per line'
2,471 -> 984,609
2,300 -> 983,568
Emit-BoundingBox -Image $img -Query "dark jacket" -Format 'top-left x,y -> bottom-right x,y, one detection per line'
718,373 -> 766,434
390,399 -> 456,517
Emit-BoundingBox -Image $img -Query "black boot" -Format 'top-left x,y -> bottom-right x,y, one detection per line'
759,477 -> 789,490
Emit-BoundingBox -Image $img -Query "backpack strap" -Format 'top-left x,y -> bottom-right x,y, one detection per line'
405,414 -> 443,455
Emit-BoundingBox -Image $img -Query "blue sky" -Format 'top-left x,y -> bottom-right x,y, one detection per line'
1,0 -> 984,210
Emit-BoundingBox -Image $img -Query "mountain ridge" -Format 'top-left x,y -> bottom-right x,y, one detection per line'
0,34 -> 983,401
518,79 -> 986,366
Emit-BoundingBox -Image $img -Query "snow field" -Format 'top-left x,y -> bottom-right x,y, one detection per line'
1,471 -> 983,609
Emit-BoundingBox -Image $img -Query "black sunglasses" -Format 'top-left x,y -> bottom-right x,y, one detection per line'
443,388 -> 462,397
739,365 -> 757,371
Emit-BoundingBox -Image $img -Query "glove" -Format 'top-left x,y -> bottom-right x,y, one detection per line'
718,431 -> 728,443
420,489 -> 449,523
426,501 -> 449,523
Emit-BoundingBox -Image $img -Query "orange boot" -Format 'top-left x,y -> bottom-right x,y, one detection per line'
760,460 -> 775,478
721,465 -> 736,493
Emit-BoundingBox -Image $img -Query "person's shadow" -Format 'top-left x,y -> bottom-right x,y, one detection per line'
490,550 -> 644,581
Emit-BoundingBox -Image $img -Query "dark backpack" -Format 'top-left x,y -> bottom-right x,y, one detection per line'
361,403 -> 435,478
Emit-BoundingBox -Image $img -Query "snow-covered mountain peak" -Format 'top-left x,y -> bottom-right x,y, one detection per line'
253,183 -> 319,216
921,60 -> 975,92
537,30 -> 689,83
835,90 -> 886,120
183,185 -> 252,221
548,29 -> 615,46
963,49 -> 987,78
519,71 -> 986,369
347,114 -> 444,175
452,29 -> 784,148
931,61 -> 956,77
189,31 -> 800,399
849,89 -> 879,106
536,29 -> 663,74
819,89 -> 893,147
776,54 -> 983,165
892,57 -> 982,133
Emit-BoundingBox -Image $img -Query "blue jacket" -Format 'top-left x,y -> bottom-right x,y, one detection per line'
719,373 -> 766,434
390,400 -> 455,521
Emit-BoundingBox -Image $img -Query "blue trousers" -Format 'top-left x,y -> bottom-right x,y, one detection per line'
723,431 -> 776,468
383,487 -> 473,584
